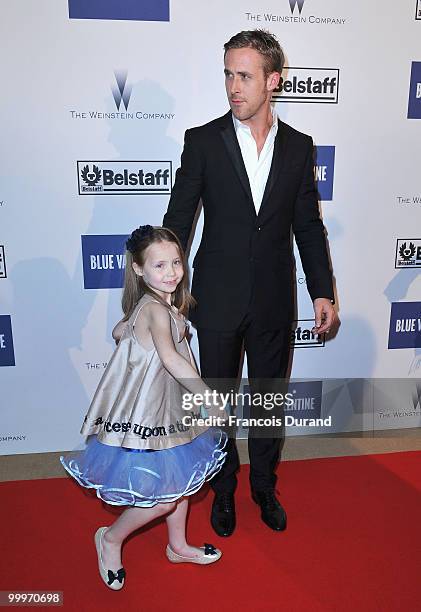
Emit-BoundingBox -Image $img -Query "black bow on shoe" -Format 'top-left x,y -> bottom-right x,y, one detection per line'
204,543 -> 217,556
107,568 -> 126,586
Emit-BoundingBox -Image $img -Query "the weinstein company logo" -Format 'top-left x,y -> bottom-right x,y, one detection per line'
112,70 -> 132,111
411,382 -> 421,410
289,0 -> 305,13
246,0 -> 346,25
69,71 -> 175,121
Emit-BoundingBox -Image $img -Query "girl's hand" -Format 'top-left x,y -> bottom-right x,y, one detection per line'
112,319 -> 128,345
203,398 -> 228,422
202,395 -> 231,424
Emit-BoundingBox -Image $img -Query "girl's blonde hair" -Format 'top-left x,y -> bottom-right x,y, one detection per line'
121,226 -> 195,320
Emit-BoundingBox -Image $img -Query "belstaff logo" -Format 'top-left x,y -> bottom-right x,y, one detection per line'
399,242 -> 416,261
273,68 -> 340,103
77,161 -> 172,195
291,320 -> 325,348
80,165 -> 102,187
112,70 -> 132,111
395,239 -> 421,268
0,245 -> 6,278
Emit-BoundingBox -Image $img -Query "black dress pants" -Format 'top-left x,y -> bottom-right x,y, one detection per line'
197,312 -> 291,494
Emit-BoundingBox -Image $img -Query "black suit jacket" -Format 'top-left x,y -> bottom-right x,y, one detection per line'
163,111 -> 334,331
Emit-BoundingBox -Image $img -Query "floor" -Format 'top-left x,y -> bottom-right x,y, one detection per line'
1,428 -> 421,482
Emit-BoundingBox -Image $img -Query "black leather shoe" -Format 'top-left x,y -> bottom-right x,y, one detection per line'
252,490 -> 287,531
211,492 -> 236,537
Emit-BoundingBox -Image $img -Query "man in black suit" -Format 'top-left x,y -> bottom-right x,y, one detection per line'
163,30 -> 335,536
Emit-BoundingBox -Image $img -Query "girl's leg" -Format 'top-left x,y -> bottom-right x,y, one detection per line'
166,498 -> 204,558
102,502 -> 175,570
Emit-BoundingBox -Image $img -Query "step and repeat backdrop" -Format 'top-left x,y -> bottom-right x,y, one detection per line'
1,0 -> 420,454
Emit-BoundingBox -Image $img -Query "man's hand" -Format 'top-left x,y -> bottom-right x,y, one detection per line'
312,298 -> 336,335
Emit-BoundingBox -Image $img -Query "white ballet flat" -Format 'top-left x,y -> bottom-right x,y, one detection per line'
166,543 -> 222,565
94,527 -> 126,590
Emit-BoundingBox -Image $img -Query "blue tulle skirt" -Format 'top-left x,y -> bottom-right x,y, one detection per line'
60,428 -> 227,507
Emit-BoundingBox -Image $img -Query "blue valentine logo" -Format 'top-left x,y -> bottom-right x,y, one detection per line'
239,380 -> 322,422
314,145 -> 335,201
82,235 -> 128,289
286,380 -> 322,420
408,62 -> 421,119
388,302 -> 421,349
68,0 -> 170,22
0,315 -> 15,367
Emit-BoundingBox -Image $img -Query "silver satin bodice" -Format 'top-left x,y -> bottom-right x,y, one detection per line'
80,294 -> 205,450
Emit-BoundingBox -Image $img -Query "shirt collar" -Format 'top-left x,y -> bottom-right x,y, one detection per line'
232,106 -> 278,136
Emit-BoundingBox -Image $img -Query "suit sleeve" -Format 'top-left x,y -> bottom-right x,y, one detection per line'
292,137 -> 334,303
163,129 -> 204,252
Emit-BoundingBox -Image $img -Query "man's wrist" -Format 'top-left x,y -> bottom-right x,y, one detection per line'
313,297 -> 335,305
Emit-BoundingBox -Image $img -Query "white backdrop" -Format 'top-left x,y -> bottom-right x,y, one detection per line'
1,0 -> 420,455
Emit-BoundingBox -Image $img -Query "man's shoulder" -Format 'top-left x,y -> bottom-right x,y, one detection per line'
182,112 -> 313,150
185,112 -> 231,139
278,119 -> 313,148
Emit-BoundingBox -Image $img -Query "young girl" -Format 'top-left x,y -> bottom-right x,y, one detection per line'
60,225 -> 227,590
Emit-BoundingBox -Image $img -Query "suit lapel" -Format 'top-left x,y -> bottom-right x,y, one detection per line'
258,120 -> 289,218
219,112 -> 255,214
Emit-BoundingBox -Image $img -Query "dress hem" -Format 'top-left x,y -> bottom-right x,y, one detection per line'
60,430 -> 227,508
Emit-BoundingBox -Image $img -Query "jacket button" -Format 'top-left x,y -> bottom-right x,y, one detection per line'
257,226 -> 261,231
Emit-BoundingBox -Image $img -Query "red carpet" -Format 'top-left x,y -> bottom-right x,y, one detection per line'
1,451 -> 421,612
